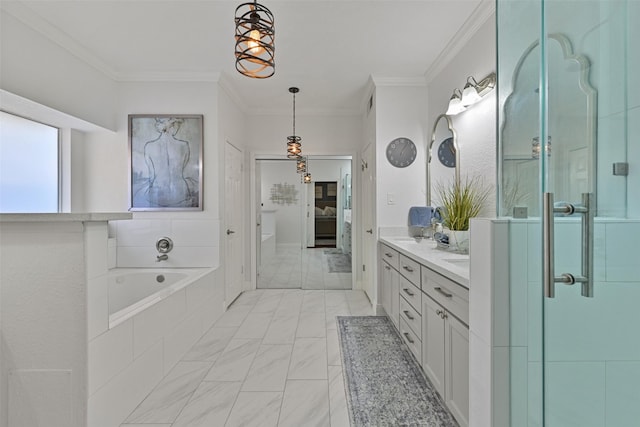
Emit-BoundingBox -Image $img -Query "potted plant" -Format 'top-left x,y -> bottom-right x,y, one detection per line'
436,176 -> 491,253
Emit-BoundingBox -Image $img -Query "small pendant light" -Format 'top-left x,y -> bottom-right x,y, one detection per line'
286,87 -> 302,159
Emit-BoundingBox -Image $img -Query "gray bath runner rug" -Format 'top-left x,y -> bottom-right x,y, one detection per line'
337,316 -> 459,427
326,252 -> 352,273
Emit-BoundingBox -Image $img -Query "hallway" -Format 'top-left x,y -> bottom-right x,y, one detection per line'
120,289 -> 374,426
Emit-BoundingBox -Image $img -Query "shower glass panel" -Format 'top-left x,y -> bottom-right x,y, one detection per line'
499,1 -> 638,426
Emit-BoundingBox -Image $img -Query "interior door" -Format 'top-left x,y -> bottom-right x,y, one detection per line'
499,1 -> 637,426
361,144 -> 375,301
224,141 -> 243,306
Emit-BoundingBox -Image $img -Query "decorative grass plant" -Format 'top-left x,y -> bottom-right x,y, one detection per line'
436,176 -> 491,231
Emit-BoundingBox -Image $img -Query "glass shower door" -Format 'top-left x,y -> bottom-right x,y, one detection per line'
499,1 -> 639,426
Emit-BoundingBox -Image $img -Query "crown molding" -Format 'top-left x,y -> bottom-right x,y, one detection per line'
424,0 -> 496,83
370,76 -> 427,87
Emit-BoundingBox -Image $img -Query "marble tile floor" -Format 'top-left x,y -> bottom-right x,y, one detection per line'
258,247 -> 352,290
120,288 -> 374,427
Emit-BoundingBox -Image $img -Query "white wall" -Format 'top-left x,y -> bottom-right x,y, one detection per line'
427,16 -> 497,218
79,81 -> 222,268
374,82 -> 429,227
0,9 -> 117,131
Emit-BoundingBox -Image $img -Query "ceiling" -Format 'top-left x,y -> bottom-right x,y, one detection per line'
3,0 -> 486,115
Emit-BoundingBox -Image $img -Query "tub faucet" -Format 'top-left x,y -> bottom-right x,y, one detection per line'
156,254 -> 168,262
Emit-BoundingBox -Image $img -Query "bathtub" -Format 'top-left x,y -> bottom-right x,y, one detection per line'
107,267 -> 212,328
90,266 -> 224,426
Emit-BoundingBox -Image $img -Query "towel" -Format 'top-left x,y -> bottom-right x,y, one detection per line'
408,206 -> 434,227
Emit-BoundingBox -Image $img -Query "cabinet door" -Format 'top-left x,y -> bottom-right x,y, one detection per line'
421,295 -> 445,396
381,261 -> 392,316
445,313 -> 469,427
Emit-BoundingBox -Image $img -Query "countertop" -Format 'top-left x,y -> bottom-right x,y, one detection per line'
379,236 -> 470,288
0,212 -> 133,222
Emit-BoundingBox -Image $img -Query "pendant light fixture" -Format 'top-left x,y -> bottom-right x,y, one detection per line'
235,1 -> 275,79
296,156 -> 307,174
286,87 -> 302,159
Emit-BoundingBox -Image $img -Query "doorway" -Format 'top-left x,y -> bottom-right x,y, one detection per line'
254,156 -> 353,290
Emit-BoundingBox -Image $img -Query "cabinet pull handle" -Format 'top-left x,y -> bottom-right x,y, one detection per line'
385,253 -> 393,258
402,265 -> 414,273
403,332 -> 415,344
384,265 -> 391,270
434,287 -> 453,298
403,310 -> 414,320
402,288 -> 414,297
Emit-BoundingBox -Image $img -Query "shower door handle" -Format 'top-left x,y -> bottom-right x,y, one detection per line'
543,192 -> 594,298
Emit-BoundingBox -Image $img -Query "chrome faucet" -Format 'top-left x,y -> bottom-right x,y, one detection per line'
155,237 -> 173,262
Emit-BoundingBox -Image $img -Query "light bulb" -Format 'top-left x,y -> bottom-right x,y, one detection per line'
248,29 -> 263,54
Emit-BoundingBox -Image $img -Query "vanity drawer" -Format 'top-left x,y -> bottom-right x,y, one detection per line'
400,318 -> 422,362
399,254 -> 421,286
400,295 -> 421,337
380,244 -> 399,270
399,276 -> 421,312
421,267 -> 469,325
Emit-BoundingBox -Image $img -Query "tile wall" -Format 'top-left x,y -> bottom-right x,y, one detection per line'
110,218 -> 220,268
508,219 -> 640,427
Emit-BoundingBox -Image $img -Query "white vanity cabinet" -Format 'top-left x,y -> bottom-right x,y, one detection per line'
421,266 -> 469,427
379,243 -> 400,328
377,237 -> 470,427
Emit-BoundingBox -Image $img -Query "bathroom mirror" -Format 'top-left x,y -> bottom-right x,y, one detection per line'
500,33 -> 596,216
427,113 -> 459,206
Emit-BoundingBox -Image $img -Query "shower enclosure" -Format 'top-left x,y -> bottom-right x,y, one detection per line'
498,0 -> 638,426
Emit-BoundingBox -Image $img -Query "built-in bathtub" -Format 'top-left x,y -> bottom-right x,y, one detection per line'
107,267 -> 212,328
88,266 -> 224,426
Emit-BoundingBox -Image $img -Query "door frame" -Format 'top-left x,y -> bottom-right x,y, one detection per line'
249,153 -> 358,290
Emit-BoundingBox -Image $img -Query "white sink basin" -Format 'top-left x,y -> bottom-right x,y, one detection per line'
443,258 -> 470,268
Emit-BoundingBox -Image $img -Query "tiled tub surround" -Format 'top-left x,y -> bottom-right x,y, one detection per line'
88,267 -> 224,427
109,218 -> 220,269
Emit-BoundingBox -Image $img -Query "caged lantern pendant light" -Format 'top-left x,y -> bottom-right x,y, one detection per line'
235,0 -> 275,79
286,87 -> 302,159
296,156 -> 307,174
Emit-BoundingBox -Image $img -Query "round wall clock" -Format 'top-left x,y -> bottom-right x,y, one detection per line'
437,137 -> 456,168
386,137 -> 417,168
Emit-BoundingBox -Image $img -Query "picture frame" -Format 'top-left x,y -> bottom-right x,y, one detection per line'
128,114 -> 203,211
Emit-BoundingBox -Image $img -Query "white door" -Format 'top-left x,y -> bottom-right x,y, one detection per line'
225,142 -> 243,307
361,144 -> 375,301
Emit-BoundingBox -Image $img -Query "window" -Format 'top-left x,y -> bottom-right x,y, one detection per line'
0,111 -> 60,212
